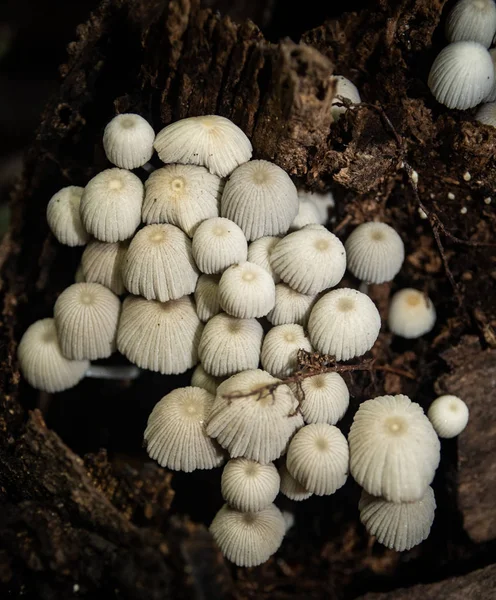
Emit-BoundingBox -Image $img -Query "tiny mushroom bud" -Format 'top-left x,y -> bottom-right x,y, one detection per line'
266,283 -> 317,327
427,394 -> 469,438
261,324 -> 312,378
192,217 -> 248,275
388,288 -> 436,339
475,101 -> 496,126
221,458 -> 280,512
290,372 -> 349,425
191,364 -> 226,395
297,189 -> 334,225
103,113 -> 155,169
279,460 -> 313,501
46,186 -> 89,246
247,236 -> 281,283
331,75 -> 361,120
445,0 -> 496,48
81,239 -> 128,295
194,274 -> 221,322
290,198 -> 321,231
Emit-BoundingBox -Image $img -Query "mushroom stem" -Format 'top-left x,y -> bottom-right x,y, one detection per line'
141,161 -> 156,174
85,364 -> 142,380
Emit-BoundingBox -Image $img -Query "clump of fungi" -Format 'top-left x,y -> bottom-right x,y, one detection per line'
18,109 -> 469,568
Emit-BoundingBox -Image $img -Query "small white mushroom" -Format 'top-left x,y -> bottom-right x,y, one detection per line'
192,217 -> 248,275
103,113 -> 155,169
221,458 -> 280,512
46,186 -> 89,246
297,189 -> 334,225
446,0 -> 496,48
427,394 -> 469,438
190,364 -> 226,395
194,274 -> 221,322
485,48 -> 496,102
290,198 -> 321,231
279,461 -> 313,501
475,101 -> 496,126
266,283 -> 317,327
261,324 -> 312,378
81,239 -> 128,295
247,236 -> 281,283
388,288 -> 436,339
290,372 -> 349,425
331,75 -> 361,120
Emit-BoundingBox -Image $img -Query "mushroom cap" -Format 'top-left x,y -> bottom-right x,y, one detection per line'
247,236 -> 281,283
388,288 -> 436,339
194,274 -> 221,322
331,75 -> 361,120
486,48 -> 496,102
446,0 -> 496,48
46,186 -> 89,247
261,324 -> 312,378
54,282 -> 120,360
142,164 -> 222,236
144,386 -> 224,472
308,288 -> 381,361
154,115 -> 252,177
348,394 -> 441,502
80,168 -> 143,242
219,261 -> 276,319
17,318 -> 89,393
198,312 -> 264,377
428,41 -> 494,109
117,295 -> 203,374
359,486 -> 436,552
191,364 -> 226,395
279,461 -> 313,501
209,503 -> 286,567
345,222 -> 405,284
206,369 -> 304,464
81,239 -> 128,295
266,283 -> 317,327
427,394 -> 469,438
475,101 -> 496,126
221,458 -> 280,512
221,160 -> 299,241
103,113 -> 155,169
286,423 -> 349,496
290,372 -> 349,425
297,189 -> 334,225
192,217 -> 248,275
123,224 -> 199,302
290,198 -> 321,231
270,228 -> 346,295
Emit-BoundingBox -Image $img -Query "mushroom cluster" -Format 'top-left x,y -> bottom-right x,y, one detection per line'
18,112 -> 468,567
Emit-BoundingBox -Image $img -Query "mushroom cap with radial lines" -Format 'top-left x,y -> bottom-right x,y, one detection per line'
427,394 -> 469,438
117,295 -> 203,375
17,318 -> 89,393
475,101 -> 496,126
207,369 -> 304,464
191,364 -> 226,395
266,283 -> 317,327
144,386 -> 224,472
194,274 -> 221,322
345,222 -> 405,284
192,217 -> 248,275
122,224 -> 199,302
261,324 -> 312,378
198,312 -> 264,377
308,288 -> 381,361
286,423 -> 349,496
428,41 -> 494,109
446,0 -> 496,48
221,458 -> 280,512
80,168 -> 143,242
485,48 -> 496,102
388,288 -> 436,339
297,189 -> 334,225
290,198 -> 321,231
46,186 -> 89,247
331,75 -> 361,120
279,461 -> 313,501
209,503 -> 286,567
54,282 -> 120,360
359,486 -> 436,552
219,261 -> 275,319
221,160 -> 299,241
348,394 -> 440,502
103,113 -> 155,169
81,239 -> 128,295
290,372 -> 349,425
154,115 -> 252,177
247,236 -> 281,283
142,164 -> 222,236
270,228 -> 346,294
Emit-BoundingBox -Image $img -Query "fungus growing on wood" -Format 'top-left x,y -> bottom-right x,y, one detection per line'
221,458 -> 280,512
190,364 -> 226,395
331,75 -> 361,120
445,0 -> 496,48
247,236 -> 281,283
103,113 -> 155,169
194,274 -> 221,322
427,394 -> 469,438
388,288 -> 436,339
261,324 -> 312,378
192,217 -> 248,275
279,461 -> 313,501
81,239 -> 128,295
266,283 -> 317,327
46,186 -> 89,246
290,372 -> 349,425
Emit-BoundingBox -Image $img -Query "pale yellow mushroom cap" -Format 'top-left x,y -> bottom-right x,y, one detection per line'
103,113 -> 155,169
266,283 -> 317,327
290,372 -> 349,425
221,458 -> 280,512
388,288 -> 436,339
81,239 -> 128,295
192,217 -> 248,275
219,261 -> 276,319
427,394 -> 469,438
46,186 -> 89,247
261,324 -> 312,378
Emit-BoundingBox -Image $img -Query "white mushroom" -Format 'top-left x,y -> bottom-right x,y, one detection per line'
427,394 -> 469,438
331,75 -> 361,120
290,372 -> 349,425
445,0 -> 496,48
247,236 -> 281,283
266,283 -> 317,327
81,239 -> 128,295
46,186 -> 89,246
103,113 -> 155,169
388,288 -> 436,339
261,324 -> 312,378
194,274 -> 221,322
221,458 -> 280,512
192,217 -> 248,275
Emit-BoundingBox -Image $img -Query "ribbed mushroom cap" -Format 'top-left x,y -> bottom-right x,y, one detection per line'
279,461 -> 313,501
475,101 -> 496,126
122,224 -> 199,302
308,288 -> 381,361
270,228 -> 346,294
117,295 -> 203,374
266,283 -> 317,327
290,372 -> 349,425
428,41 -> 494,109
103,113 -> 155,169
331,75 -> 361,120
247,236 -> 281,283
388,288 -> 436,339
486,48 -> 496,102
297,190 -> 334,225
209,503 -> 286,567
359,486 -> 436,552
74,263 -> 85,283
194,274 -> 221,322
207,369 -> 304,464
142,164 -> 222,236
221,458 -> 280,512
261,324 -> 312,378
198,312 -> 264,377
290,198 -> 321,231
348,394 -> 441,502
191,364 -> 226,395
154,115 -> 252,177
427,395 -> 469,438
54,283 -> 120,360
345,222 -> 405,284
221,160 -> 299,241
286,423 -> 349,496
219,261 -> 276,319
144,386 -> 224,472
81,239 -> 128,295
46,186 -> 89,247
192,217 -> 248,275
446,0 -> 496,48
80,168 -> 143,242
17,318 -> 89,393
